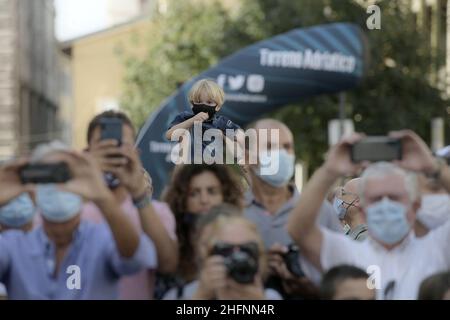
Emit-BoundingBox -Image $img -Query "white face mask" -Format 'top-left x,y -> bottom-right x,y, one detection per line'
417,194 -> 450,230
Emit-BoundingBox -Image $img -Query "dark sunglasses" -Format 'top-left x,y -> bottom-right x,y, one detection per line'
210,241 -> 259,258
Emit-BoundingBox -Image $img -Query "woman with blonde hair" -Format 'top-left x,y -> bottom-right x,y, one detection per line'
154,164 -> 244,299
164,203 -> 282,300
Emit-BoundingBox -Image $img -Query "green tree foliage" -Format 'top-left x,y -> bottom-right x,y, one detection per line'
120,0 -> 233,126
121,0 -> 449,172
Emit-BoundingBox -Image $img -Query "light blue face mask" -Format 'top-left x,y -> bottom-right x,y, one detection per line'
0,193 -> 36,228
36,184 -> 82,223
333,197 -> 347,220
366,197 -> 411,245
253,149 -> 295,187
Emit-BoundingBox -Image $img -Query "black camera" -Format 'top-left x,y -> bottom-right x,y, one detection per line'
19,162 -> 71,184
283,243 -> 305,278
211,242 -> 259,284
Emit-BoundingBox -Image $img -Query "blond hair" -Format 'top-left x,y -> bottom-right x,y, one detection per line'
197,215 -> 268,279
188,79 -> 225,107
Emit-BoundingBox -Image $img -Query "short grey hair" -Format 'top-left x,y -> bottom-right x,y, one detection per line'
358,162 -> 419,205
30,140 -> 70,163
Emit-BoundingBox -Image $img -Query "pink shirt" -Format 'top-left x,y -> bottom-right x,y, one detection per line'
82,198 -> 176,300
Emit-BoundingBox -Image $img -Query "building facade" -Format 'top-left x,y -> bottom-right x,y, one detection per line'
0,0 -> 61,160
62,0 -> 242,149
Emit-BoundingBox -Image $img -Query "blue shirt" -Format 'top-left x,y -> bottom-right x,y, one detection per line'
0,221 -> 157,299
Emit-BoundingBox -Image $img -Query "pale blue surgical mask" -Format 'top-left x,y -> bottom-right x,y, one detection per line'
0,193 -> 36,228
366,197 -> 410,245
417,194 -> 450,230
253,149 -> 295,187
36,184 -> 82,223
333,197 -> 347,219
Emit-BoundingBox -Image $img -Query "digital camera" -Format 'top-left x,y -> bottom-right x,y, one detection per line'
283,243 -> 305,278
211,241 -> 259,284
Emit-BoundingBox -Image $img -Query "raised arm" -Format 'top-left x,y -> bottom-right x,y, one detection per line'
106,144 -> 179,273
59,151 -> 140,258
287,134 -> 365,269
166,112 -> 209,141
0,159 -> 33,207
389,130 -> 450,193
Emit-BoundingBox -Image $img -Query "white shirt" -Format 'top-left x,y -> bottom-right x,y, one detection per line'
319,221 -> 450,300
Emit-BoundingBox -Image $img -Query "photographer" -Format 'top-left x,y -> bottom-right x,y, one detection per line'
84,111 -> 178,299
158,164 -> 244,299
287,130 -> 450,299
164,204 -> 281,300
0,142 -> 156,299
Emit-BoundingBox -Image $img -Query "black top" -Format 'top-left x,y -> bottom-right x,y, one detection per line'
168,111 -> 241,161
168,111 -> 241,132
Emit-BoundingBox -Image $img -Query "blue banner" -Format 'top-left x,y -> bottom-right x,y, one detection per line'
136,22 -> 368,198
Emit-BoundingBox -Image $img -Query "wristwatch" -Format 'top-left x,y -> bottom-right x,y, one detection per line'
132,191 -> 152,209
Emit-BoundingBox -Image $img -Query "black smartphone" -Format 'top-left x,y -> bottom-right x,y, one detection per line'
283,244 -> 305,278
100,118 -> 123,145
20,162 -> 71,184
351,136 -> 402,163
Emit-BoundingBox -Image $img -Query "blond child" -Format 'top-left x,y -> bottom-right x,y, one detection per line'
166,79 -> 243,161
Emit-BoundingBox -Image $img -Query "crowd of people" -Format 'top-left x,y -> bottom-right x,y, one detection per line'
0,79 -> 449,300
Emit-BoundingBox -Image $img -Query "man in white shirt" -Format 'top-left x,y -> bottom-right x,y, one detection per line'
288,130 -> 450,299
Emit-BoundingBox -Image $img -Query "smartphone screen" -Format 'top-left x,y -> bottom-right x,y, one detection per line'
351,137 -> 402,162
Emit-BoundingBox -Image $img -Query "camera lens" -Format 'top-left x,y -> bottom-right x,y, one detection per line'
226,251 -> 258,284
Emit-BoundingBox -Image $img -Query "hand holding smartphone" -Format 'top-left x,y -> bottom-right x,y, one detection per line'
350,136 -> 402,163
99,117 -> 124,188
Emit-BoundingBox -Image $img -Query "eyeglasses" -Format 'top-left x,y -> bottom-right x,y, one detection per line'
337,188 -> 359,210
342,197 -> 359,209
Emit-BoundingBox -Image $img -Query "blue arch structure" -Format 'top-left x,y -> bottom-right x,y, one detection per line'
136,22 -> 369,198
